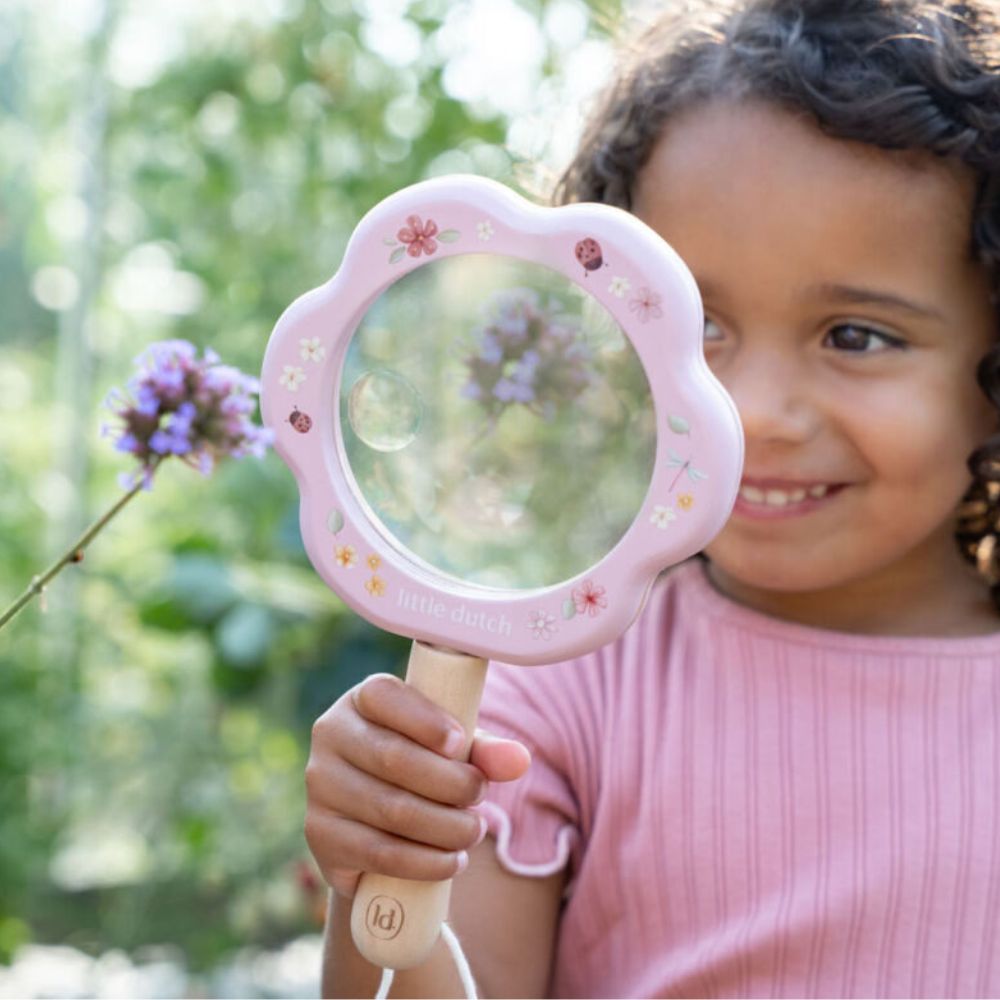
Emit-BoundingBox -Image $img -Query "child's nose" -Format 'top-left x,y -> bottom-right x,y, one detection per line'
719,349 -> 819,445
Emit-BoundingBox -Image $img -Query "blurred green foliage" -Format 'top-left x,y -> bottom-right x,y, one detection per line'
0,0 -> 619,976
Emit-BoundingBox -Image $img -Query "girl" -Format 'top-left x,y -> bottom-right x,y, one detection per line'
305,1 -> 1000,995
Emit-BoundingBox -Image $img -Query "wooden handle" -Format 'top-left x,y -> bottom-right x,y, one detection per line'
351,641 -> 488,970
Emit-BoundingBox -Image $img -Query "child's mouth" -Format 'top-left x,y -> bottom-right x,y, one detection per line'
734,479 -> 845,518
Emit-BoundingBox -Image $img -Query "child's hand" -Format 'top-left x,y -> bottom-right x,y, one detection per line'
305,672 -> 531,899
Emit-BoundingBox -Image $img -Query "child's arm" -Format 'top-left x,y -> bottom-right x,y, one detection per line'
307,673 -> 559,997
449,837 -> 566,997
321,840 -> 564,998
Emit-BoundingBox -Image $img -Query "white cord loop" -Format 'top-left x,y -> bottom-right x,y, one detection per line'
373,923 -> 478,999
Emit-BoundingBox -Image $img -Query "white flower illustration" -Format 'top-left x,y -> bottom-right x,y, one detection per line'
650,505 -> 677,529
299,337 -> 326,363
609,275 -> 631,298
476,220 -> 494,241
279,365 -> 306,391
528,610 -> 557,640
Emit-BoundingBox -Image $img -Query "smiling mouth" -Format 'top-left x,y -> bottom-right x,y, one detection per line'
735,480 -> 846,514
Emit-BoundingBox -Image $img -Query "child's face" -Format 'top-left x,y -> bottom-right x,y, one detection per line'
633,101 -> 998,628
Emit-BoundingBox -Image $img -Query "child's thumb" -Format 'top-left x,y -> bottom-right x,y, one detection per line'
469,729 -> 531,782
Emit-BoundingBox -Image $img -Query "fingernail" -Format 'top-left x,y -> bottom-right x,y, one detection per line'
473,814 -> 488,847
455,850 -> 469,873
443,727 -> 465,757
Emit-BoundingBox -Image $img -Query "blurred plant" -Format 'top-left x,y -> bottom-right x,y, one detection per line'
0,341 -> 272,631
460,288 -> 593,422
0,0 -> 617,971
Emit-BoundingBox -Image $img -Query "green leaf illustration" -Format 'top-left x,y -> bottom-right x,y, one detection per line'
389,246 -> 406,264
437,229 -> 460,243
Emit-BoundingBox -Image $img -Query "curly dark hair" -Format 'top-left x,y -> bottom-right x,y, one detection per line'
555,0 -> 1000,606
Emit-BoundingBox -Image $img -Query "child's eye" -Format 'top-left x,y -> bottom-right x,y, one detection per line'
703,318 -> 725,342
823,323 -> 905,353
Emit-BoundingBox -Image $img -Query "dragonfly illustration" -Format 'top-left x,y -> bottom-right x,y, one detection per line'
667,449 -> 708,491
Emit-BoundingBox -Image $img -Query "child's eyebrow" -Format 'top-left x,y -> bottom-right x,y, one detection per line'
807,282 -> 945,321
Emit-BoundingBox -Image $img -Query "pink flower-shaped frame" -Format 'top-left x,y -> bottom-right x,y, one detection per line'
261,175 -> 743,665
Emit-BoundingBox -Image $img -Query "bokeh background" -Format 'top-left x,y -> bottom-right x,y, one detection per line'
0,0 -> 628,994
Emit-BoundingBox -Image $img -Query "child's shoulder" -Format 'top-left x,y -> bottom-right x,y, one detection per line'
489,557 -> 1000,702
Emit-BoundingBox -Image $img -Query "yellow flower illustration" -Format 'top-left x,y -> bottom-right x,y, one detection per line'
678,493 -> 695,511
365,575 -> 386,597
335,544 -> 357,568
367,554 -> 381,572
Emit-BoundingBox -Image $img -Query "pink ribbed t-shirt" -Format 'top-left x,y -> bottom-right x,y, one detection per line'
477,560 -> 1000,998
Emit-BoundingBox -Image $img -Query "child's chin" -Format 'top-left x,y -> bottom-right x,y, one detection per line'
704,548 -> 854,596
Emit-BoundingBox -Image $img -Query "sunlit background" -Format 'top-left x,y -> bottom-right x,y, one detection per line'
0,0 -> 636,994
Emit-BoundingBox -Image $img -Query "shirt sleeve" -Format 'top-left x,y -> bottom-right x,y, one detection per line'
475,659 -> 586,881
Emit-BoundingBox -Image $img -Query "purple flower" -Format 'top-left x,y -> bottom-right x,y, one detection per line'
115,433 -> 140,455
512,350 -> 539,383
478,333 -> 503,364
493,378 -> 535,403
461,288 -> 593,421
149,430 -> 174,455
106,339 -> 271,490
135,384 -> 161,417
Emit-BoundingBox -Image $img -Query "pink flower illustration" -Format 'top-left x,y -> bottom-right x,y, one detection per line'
572,579 -> 607,617
628,287 -> 663,323
397,215 -> 439,257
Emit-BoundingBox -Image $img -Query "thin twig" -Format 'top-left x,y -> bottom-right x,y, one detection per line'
0,478 -> 146,631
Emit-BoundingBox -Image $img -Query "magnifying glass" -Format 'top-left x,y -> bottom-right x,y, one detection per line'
261,175 -> 743,971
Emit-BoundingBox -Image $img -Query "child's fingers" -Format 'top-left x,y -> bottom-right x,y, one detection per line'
306,812 -> 470,887
350,673 -> 467,758
336,718 -> 486,807
307,677 -> 485,807
469,729 -> 532,782
308,756 -> 486,852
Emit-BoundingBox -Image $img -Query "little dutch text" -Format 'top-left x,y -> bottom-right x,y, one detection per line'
396,587 -> 512,636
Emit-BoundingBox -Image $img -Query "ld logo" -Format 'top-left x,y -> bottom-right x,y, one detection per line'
365,895 -> 404,940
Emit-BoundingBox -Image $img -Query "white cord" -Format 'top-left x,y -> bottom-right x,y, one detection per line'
442,922 -> 479,999
375,967 -> 393,1000
373,923 -> 478,999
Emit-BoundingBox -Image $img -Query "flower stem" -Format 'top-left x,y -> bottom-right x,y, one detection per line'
0,478 -> 147,631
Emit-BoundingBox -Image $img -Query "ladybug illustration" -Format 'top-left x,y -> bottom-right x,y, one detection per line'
575,237 -> 604,275
289,408 -> 312,433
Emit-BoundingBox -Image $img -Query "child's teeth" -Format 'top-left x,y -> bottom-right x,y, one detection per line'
739,484 -> 831,505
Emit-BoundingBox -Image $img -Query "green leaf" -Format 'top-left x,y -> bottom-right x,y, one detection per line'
437,229 -> 460,243
389,246 -> 406,264
137,597 -> 191,631
668,414 -> 691,435
0,915 -> 30,964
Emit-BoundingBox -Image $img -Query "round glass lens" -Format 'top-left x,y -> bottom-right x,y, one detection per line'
339,253 -> 656,590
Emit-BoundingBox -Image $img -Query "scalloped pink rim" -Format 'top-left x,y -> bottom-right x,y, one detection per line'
261,175 -> 743,665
